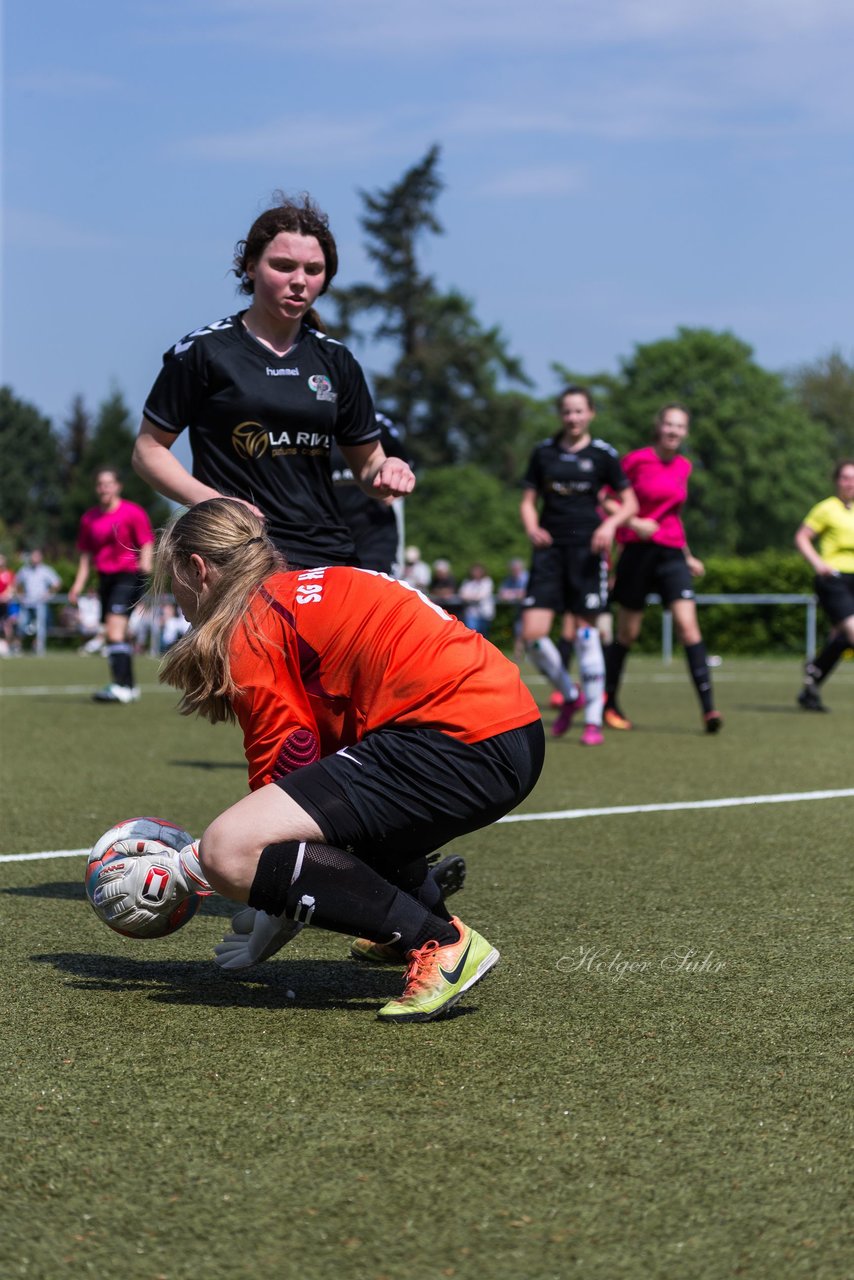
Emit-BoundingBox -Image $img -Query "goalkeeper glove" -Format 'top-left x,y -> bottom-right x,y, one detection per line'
213,907 -> 303,970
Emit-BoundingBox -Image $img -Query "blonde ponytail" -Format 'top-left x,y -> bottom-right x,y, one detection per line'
152,500 -> 285,722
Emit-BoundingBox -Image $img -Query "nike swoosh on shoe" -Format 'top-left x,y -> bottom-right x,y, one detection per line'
439,937 -> 472,985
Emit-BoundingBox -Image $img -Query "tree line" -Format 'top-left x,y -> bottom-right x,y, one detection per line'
2,146 -> 852,574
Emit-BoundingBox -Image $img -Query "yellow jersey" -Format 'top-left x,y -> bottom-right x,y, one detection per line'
803,497 -> 854,573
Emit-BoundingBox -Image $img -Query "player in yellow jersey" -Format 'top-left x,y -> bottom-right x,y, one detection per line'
795,460 -> 854,711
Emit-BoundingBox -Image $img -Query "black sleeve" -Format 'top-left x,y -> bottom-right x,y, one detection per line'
602,450 -> 631,492
332,350 -> 379,447
521,447 -> 543,491
143,341 -> 210,435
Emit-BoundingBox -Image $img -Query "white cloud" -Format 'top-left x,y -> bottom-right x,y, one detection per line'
477,165 -> 587,198
189,0 -> 854,53
169,114 -> 406,164
4,209 -> 121,251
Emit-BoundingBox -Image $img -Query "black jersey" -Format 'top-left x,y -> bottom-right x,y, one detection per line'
143,313 -> 380,567
522,437 -> 629,545
330,414 -> 409,574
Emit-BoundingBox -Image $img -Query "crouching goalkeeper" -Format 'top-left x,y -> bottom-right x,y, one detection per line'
97,500 -> 544,1024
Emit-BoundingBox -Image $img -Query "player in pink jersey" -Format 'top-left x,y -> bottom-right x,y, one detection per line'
603,404 -> 722,734
69,468 -> 155,703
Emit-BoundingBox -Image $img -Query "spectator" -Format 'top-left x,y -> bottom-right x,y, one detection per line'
498,557 -> 529,657
76,589 -> 104,654
15,549 -> 61,655
430,559 -> 458,601
459,563 -> 496,637
0,554 -> 15,656
159,601 -> 192,651
402,546 -> 431,590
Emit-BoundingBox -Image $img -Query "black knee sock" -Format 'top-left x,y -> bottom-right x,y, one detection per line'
248,841 -> 457,950
557,637 -> 575,670
805,632 -> 848,686
107,643 -> 133,688
684,640 -> 714,713
380,856 -> 452,922
604,641 -> 629,701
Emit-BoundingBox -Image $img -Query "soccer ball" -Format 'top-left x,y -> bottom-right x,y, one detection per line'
85,816 -> 203,939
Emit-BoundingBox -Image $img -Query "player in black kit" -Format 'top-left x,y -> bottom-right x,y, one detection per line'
331,413 -> 410,575
132,193 -> 414,568
520,386 -> 637,745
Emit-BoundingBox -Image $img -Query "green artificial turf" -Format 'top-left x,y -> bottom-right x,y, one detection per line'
1,654 -> 852,1279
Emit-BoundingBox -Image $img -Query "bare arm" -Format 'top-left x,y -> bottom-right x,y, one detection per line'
520,487 -> 552,547
132,419 -> 263,516
795,523 -> 832,576
591,486 -> 638,554
68,552 -> 91,605
600,491 -> 658,540
138,542 -> 154,575
339,440 -> 415,500
683,545 -> 705,577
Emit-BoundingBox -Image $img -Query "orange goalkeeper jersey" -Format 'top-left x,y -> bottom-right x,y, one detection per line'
228,568 -> 539,791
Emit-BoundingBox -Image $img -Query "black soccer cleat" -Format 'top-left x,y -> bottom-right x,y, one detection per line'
797,685 -> 829,712
703,710 -> 724,734
428,852 -> 467,898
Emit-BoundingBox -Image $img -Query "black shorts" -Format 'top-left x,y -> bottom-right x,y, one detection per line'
611,543 -> 694,611
275,720 -> 545,869
99,572 -> 146,619
815,571 -> 854,626
524,544 -> 608,617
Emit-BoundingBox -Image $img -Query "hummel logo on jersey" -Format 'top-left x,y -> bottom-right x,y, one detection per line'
439,936 -> 473,985
266,367 -> 299,377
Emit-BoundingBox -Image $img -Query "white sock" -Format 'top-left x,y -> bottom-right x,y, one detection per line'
526,637 -> 579,701
577,625 -> 605,726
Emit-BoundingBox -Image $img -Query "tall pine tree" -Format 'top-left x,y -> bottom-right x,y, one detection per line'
330,146 -> 530,477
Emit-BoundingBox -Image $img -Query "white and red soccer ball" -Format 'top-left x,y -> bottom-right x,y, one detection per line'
85,816 -> 202,939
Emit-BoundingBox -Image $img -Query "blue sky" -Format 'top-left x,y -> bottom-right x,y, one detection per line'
4,0 -> 854,463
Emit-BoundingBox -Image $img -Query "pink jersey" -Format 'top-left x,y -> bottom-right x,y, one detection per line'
616,447 -> 691,548
77,500 -> 154,574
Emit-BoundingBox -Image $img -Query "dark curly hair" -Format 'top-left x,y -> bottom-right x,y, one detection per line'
232,191 -> 339,299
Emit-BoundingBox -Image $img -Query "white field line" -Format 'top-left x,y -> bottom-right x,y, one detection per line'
0,684 -> 173,696
499,788 -> 854,823
4,669 -> 853,697
3,788 -> 853,863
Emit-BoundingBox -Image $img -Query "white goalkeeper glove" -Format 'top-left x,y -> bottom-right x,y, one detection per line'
91,839 -> 209,936
213,907 -> 303,970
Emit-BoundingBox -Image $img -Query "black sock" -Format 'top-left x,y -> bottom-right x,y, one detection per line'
380,856 -> 452,922
805,632 -> 848,686
248,840 -> 456,951
557,637 -> 575,670
107,643 -> 133,688
684,640 -> 714,713
604,641 -> 629,702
